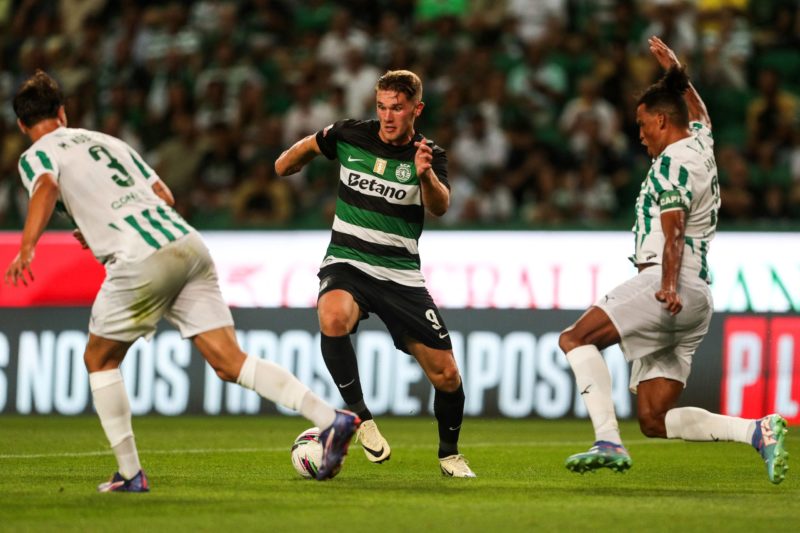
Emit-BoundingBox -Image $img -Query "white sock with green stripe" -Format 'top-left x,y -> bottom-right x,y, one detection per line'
665,407 -> 755,443
566,345 -> 622,445
89,369 -> 142,480
236,356 -> 335,430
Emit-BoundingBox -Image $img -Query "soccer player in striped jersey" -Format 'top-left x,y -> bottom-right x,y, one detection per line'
276,70 -> 475,477
558,38 -> 788,483
5,70 -> 359,490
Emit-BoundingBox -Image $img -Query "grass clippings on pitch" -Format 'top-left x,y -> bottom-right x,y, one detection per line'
0,416 -> 795,532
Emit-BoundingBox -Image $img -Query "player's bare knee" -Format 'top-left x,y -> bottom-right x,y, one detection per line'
431,365 -> 460,391
318,310 -> 351,337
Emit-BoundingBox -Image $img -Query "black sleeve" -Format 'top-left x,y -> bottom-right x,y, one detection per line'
315,119 -> 358,160
431,146 -> 449,190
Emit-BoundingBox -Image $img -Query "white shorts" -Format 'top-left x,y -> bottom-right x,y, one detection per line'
90,232 -> 234,342
595,266 -> 713,393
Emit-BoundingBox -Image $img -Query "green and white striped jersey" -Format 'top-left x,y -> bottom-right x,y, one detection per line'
18,127 -> 194,264
631,121 -> 720,282
315,119 -> 449,287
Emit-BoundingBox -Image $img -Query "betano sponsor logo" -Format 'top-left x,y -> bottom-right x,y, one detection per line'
347,172 -> 408,200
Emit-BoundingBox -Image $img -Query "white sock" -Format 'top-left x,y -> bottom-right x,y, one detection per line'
89,369 -> 141,480
665,407 -> 756,443
567,345 -> 622,445
236,356 -> 336,429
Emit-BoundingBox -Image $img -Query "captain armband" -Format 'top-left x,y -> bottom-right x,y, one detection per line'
658,190 -> 689,211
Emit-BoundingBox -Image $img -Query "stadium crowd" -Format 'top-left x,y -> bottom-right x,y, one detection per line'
0,0 -> 798,230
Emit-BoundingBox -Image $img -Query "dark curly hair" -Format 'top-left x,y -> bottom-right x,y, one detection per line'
636,67 -> 690,127
13,70 -> 64,128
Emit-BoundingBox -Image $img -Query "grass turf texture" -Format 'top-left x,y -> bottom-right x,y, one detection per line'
0,416 -> 795,532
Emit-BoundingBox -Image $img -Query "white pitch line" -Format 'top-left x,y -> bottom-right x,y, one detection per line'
0,439 -> 678,460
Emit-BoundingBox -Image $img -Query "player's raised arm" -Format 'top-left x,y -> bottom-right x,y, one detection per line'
648,36 -> 712,129
5,173 -> 59,286
274,133 -> 322,176
414,138 -> 449,216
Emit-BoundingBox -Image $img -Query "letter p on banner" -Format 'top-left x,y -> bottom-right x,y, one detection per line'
722,317 -> 767,418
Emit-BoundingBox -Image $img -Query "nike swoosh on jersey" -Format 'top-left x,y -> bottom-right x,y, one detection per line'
439,332 -> 450,339
347,155 -> 364,162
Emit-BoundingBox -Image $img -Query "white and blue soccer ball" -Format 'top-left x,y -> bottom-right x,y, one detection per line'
291,427 -> 323,479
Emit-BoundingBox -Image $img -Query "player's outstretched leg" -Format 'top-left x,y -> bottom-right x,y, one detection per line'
316,409 -> 361,480
752,414 -> 789,484
97,470 -> 150,493
356,419 -> 391,463
565,441 -> 632,474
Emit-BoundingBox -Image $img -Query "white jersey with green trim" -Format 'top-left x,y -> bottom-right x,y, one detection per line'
630,121 -> 720,283
18,127 -> 195,264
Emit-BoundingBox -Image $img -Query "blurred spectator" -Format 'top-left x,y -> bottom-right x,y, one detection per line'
718,148 -> 757,221
506,0 -> 567,44
574,161 -> 618,222
369,12 -> 407,69
750,142 -> 792,219
461,170 -> 515,224
193,122 -> 242,215
316,8 -> 368,69
195,77 -> 237,130
698,3 -> 751,90
436,159 -> 475,227
232,157 -> 294,225
331,47 -> 381,119
281,76 -> 337,149
559,77 -> 621,157
640,0 -> 697,57
463,0 -> 508,49
507,40 -> 567,128
153,112 -> 207,212
0,118 -> 24,226
138,3 -> 201,65
746,69 -> 799,152
451,110 -> 509,182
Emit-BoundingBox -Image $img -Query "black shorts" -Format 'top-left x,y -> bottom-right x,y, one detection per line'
317,263 -> 452,354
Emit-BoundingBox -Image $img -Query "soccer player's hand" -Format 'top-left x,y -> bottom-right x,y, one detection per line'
73,229 -> 89,249
5,248 -> 35,287
648,36 -> 682,71
655,288 -> 682,315
414,138 -> 433,178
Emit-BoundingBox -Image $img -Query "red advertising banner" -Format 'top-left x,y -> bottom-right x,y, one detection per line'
722,316 -> 800,425
722,316 -> 768,419
767,317 -> 800,423
0,233 -> 102,306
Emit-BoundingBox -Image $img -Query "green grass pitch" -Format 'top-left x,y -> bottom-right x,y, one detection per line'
0,416 -> 795,532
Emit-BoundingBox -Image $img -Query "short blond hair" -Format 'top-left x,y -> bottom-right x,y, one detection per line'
375,70 -> 422,102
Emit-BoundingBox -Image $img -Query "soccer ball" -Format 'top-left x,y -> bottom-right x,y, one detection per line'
291,427 -> 323,479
